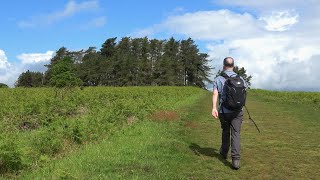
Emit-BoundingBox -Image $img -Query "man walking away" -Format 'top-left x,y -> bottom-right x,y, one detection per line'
212,57 -> 247,170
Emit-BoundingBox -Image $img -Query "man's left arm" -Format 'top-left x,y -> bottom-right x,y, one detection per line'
212,89 -> 219,119
212,79 -> 220,119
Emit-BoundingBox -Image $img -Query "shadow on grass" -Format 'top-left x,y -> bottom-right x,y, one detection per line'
189,143 -> 233,169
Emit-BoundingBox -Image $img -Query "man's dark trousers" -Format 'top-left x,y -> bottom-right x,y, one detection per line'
219,111 -> 243,160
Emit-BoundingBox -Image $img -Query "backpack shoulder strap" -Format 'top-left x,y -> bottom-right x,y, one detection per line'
221,72 -> 229,79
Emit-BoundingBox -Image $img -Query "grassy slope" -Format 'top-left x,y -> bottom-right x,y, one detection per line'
21,90 -> 320,179
0,86 -> 204,177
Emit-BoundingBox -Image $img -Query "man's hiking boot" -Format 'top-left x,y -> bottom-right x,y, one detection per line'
219,150 -> 228,159
232,159 -> 240,170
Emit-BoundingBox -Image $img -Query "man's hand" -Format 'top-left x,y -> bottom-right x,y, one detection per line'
212,108 -> 219,119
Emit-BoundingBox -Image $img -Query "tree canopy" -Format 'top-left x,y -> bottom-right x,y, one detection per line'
15,71 -> 43,87
16,37 -> 214,89
49,57 -> 82,88
233,66 -> 252,87
0,83 -> 9,88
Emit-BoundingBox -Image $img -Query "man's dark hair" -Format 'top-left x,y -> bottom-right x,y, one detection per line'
223,57 -> 234,67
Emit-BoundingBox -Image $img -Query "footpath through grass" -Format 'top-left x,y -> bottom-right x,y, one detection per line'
21,89 -> 319,179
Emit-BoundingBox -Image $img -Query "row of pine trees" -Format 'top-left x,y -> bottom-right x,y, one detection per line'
16,37 -> 212,88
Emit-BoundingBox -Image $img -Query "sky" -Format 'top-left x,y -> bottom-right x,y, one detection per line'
0,0 -> 319,91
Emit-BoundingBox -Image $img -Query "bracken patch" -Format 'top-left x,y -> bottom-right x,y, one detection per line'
127,115 -> 137,125
151,110 -> 180,121
184,121 -> 198,129
19,121 -> 39,131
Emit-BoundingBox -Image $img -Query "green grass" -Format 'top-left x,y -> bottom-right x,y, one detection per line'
249,89 -> 320,110
3,88 -> 320,179
0,86 -> 204,176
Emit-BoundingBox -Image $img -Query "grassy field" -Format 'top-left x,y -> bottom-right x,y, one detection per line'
1,87 -> 319,179
0,86 -> 204,177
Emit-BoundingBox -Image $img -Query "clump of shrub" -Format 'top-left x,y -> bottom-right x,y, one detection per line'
32,129 -> 63,156
71,126 -> 82,144
0,140 -> 23,173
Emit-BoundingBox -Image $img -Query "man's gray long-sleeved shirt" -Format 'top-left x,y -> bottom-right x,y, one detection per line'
213,70 -> 247,113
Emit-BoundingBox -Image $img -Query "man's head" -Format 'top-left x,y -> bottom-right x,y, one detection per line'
223,57 -> 234,70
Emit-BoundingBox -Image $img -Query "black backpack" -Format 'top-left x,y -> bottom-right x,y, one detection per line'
221,73 -> 246,111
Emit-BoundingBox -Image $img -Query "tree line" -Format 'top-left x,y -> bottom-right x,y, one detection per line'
15,37 -> 213,88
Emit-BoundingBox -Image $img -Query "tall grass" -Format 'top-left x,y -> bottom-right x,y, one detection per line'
0,86 -> 205,175
248,89 -> 320,109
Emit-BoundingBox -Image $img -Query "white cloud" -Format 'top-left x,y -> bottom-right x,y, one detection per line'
134,10 -> 265,40
259,10 -> 299,31
17,51 -> 54,64
18,0 -> 100,27
92,16 -> 106,27
58,0 -> 99,16
207,35 -> 320,90
0,49 -> 11,69
85,16 -> 107,28
131,27 -> 158,38
0,49 -> 17,86
0,49 -> 53,87
217,0 -> 316,11
165,10 -> 264,40
133,3 -> 320,91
